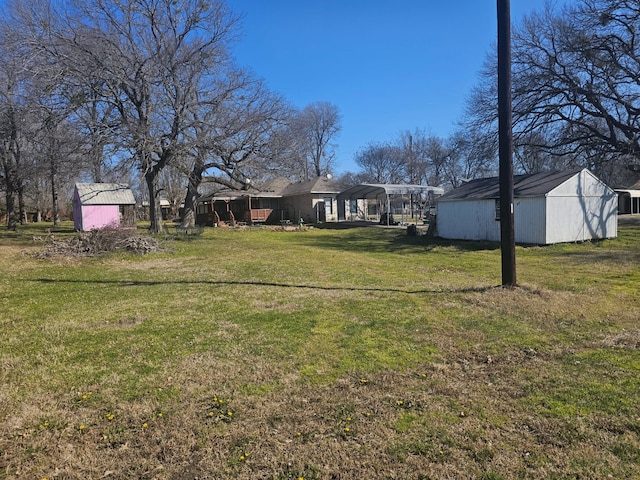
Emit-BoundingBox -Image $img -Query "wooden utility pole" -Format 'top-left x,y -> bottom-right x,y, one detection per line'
497,0 -> 517,286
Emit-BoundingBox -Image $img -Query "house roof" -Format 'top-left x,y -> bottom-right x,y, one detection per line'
337,183 -> 445,200
198,178 -> 284,201
75,183 -> 136,205
438,169 -> 583,201
200,176 -> 340,201
281,176 -> 340,196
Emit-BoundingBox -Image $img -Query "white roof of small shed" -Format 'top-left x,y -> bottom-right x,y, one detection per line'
75,183 -> 136,205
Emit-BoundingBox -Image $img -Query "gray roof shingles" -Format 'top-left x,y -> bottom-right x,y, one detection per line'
439,169 -> 583,201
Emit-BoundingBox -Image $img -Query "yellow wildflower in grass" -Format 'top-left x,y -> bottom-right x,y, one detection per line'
105,413 -> 115,421
142,423 -> 148,428
79,425 -> 86,432
157,412 -> 163,418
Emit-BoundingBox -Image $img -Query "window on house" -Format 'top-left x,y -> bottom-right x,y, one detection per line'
324,197 -> 333,215
495,199 -> 500,221
349,199 -> 358,214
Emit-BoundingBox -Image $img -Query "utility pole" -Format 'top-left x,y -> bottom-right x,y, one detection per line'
497,0 -> 517,286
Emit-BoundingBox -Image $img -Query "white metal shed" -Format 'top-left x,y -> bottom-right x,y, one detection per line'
436,169 -> 618,245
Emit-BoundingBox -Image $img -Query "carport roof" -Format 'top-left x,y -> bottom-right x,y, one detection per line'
337,184 -> 445,200
615,189 -> 640,198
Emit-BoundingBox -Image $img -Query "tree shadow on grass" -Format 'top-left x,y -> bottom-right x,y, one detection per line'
292,225 -> 502,255
32,277 -> 502,295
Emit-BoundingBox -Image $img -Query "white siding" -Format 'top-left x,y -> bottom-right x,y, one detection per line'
546,169 -> 618,243
436,200 -> 500,241
514,197 -> 547,244
545,195 -> 617,243
439,197 -> 547,244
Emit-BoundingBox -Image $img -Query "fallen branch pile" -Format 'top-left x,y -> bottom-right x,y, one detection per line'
35,227 -> 162,258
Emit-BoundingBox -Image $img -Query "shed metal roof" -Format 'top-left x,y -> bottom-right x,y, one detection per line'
615,189 -> 640,198
337,184 -> 445,200
438,169 -> 583,201
75,183 -> 136,205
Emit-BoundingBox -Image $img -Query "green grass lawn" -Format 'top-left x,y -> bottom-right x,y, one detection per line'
1,221 -> 639,479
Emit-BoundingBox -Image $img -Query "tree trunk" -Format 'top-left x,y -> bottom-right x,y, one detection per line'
182,156 -> 206,228
145,168 -> 164,233
2,153 -> 17,230
4,182 -> 17,231
18,185 -> 27,224
50,167 -> 60,227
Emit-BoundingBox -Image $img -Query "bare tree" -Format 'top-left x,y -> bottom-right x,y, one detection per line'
12,0 -> 243,232
0,45 -> 23,230
180,74 -> 287,227
463,0 -> 640,185
0,13 -> 38,229
354,142 -> 406,183
292,101 -> 342,179
443,130 -> 497,188
399,130 -> 452,186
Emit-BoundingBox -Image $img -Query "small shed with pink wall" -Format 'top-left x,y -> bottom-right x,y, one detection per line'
73,183 -> 136,231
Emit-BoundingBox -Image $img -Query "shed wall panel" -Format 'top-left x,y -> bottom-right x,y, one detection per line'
73,190 -> 83,231
436,200 -> 500,241
513,197 -> 547,244
81,205 -> 120,230
549,169 -> 613,198
546,195 -> 617,243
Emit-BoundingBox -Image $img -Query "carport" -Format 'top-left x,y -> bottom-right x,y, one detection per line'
337,184 -> 444,225
615,189 -> 640,215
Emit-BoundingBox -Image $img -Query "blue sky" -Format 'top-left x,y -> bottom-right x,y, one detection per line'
225,0 -> 569,174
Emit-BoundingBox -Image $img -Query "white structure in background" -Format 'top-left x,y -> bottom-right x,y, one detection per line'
436,169 -> 618,245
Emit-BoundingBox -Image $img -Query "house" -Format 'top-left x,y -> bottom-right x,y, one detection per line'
436,169 -> 618,245
280,176 -> 341,223
196,176 -> 342,226
196,177 -> 289,226
73,183 -> 136,231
